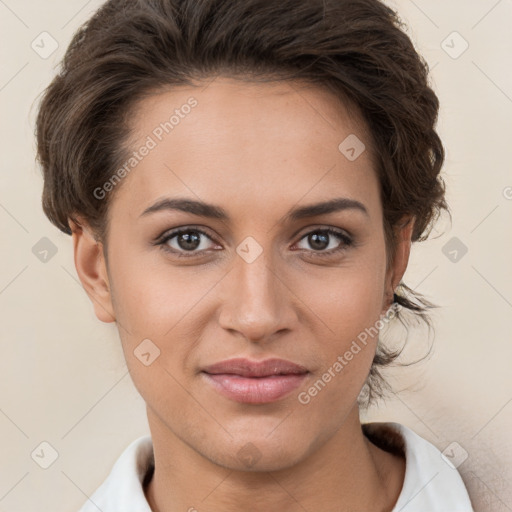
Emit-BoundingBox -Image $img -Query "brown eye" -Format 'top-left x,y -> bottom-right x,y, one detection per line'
157,227 -> 219,257
306,232 -> 330,251
296,228 -> 353,256
173,231 -> 202,251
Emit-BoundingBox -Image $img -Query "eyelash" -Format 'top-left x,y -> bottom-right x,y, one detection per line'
154,226 -> 354,259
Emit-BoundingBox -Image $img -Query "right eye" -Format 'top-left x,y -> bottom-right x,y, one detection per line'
156,227 -> 221,258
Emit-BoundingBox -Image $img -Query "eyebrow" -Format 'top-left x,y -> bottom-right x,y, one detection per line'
140,196 -> 369,221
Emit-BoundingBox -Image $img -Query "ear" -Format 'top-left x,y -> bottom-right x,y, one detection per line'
382,216 -> 415,313
69,217 -> 115,323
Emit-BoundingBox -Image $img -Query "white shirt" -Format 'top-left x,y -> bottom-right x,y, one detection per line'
77,422 -> 474,511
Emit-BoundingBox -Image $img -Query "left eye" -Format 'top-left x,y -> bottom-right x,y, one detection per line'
295,228 -> 352,253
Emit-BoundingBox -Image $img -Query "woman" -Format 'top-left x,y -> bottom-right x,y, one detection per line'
35,0 -> 475,510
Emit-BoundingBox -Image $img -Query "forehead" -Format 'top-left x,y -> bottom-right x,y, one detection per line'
110,77 -> 379,221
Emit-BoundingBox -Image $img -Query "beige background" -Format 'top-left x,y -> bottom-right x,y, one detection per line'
0,1 -> 511,510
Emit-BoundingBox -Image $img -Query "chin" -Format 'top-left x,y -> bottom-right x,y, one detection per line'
202,430 -> 312,473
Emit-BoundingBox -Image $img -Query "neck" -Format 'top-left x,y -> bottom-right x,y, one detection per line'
144,405 -> 405,512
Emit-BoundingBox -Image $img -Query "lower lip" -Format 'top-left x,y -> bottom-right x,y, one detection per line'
202,372 -> 308,404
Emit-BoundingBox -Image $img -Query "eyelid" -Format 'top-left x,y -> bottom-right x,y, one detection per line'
155,224 -> 354,258
155,225 -> 220,249
293,226 -> 353,254
294,224 -> 352,240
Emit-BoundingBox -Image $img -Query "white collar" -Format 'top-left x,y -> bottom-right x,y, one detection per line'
78,422 -> 474,512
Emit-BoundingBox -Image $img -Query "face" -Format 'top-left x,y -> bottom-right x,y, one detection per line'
74,77 -> 411,471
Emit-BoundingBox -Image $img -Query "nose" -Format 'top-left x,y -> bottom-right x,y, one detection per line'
218,247 -> 296,343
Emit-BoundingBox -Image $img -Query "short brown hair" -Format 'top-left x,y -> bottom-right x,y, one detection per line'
35,0 -> 447,408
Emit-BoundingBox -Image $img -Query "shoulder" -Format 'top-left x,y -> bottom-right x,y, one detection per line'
362,421 -> 475,512
76,435 -> 154,512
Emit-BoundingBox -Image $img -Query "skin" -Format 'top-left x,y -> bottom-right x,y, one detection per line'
70,77 -> 412,512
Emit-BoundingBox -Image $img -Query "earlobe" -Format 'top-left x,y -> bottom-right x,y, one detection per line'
69,218 -> 116,323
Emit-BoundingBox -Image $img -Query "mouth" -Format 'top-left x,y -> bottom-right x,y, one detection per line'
201,358 -> 309,404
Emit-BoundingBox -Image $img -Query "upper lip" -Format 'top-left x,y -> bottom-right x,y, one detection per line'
202,358 -> 309,378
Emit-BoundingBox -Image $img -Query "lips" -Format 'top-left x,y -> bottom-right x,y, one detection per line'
202,358 -> 309,378
201,358 -> 309,404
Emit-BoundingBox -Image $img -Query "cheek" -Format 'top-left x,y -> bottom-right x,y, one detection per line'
109,259 -> 197,409
107,249 -> 218,396
109,228 -> 388,350
108,248 -> 202,337
296,270 -> 386,421
296,247 -> 388,390
304,256 -> 387,335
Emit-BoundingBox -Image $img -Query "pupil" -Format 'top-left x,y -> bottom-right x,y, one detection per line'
309,232 -> 328,250
178,231 -> 200,250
